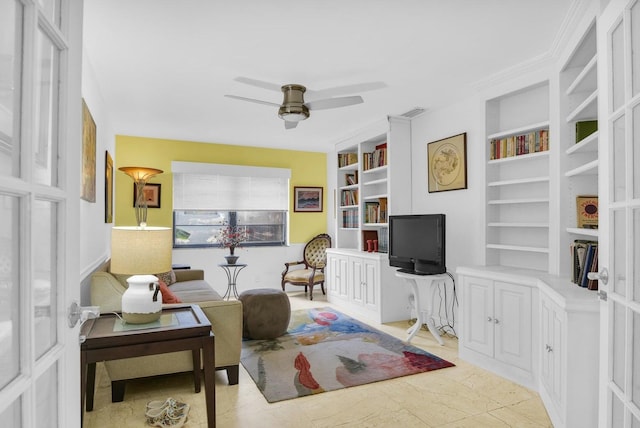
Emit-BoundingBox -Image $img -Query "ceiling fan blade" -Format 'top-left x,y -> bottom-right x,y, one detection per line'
234,77 -> 283,92
307,81 -> 386,99
224,94 -> 280,107
284,120 -> 298,129
305,95 -> 363,111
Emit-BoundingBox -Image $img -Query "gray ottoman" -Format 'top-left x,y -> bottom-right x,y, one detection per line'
239,288 -> 291,339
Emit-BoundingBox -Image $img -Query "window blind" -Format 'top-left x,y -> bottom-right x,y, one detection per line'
172,161 -> 290,211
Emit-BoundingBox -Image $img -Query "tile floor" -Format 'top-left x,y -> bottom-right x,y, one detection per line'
83,291 -> 552,427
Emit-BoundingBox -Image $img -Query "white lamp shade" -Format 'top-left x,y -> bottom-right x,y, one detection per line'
110,226 -> 172,274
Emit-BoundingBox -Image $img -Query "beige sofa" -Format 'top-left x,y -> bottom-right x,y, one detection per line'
90,260 -> 242,401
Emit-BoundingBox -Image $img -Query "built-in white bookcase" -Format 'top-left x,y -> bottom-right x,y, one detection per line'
485,82 -> 551,272
558,21 -> 599,280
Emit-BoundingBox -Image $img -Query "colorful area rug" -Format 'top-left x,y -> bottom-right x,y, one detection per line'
240,307 -> 454,403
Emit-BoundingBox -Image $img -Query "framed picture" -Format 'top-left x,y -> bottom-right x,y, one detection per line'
104,151 -> 113,223
427,132 -> 467,193
81,99 -> 96,202
294,186 -> 323,212
134,183 -> 161,208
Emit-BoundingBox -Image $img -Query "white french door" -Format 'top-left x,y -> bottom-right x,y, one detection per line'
598,0 -> 640,426
0,0 -> 83,427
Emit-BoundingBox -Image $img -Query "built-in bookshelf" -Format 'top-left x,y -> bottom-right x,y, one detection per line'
558,21 -> 598,280
333,115 -> 413,252
485,82 -> 551,272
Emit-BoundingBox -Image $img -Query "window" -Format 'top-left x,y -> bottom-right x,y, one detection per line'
172,162 -> 290,248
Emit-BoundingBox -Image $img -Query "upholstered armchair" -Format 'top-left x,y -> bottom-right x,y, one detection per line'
281,233 -> 331,300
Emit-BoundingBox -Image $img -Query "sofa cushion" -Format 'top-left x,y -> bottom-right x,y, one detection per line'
170,280 -> 222,303
158,280 -> 182,304
155,270 -> 177,285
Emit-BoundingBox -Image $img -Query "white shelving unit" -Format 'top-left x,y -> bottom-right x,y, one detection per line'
329,114 -> 415,323
558,21 -> 599,280
485,83 -> 551,272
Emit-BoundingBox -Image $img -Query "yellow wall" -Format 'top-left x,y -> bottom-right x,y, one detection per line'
114,135 -> 327,243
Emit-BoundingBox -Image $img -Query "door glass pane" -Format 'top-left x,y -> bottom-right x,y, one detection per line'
612,301 -> 626,391
633,311 -> 640,409
612,390 -> 625,427
612,20 -> 625,111
33,29 -> 59,187
614,209 -> 627,296
0,398 -> 21,427
38,0 -> 60,28
34,200 -> 56,358
35,363 -> 57,427
0,194 -> 20,388
613,115 -> 626,202
632,0 -> 640,97
634,104 -> 640,199
0,0 -> 21,178
635,208 -> 640,303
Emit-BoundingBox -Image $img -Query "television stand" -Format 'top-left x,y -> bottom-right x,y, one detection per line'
395,270 -> 448,345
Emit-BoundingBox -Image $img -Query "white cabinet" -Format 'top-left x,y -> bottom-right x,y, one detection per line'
326,248 -> 410,324
538,286 -> 599,428
460,273 -> 535,388
458,265 -> 599,428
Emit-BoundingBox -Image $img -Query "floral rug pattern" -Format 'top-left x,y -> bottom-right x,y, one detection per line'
240,307 -> 455,403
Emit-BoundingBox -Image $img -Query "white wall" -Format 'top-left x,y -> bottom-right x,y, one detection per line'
79,50 -> 115,304
406,97 -> 485,330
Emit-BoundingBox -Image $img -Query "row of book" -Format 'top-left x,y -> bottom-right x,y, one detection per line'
364,198 -> 388,224
341,210 -> 359,228
570,240 -> 598,290
338,152 -> 358,168
340,189 -> 358,207
363,142 -> 387,171
489,129 -> 549,160
345,172 -> 358,186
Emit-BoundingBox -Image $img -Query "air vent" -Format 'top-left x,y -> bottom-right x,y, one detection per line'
400,107 -> 425,118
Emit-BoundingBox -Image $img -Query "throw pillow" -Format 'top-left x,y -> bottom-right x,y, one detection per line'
155,270 -> 177,285
158,280 -> 182,304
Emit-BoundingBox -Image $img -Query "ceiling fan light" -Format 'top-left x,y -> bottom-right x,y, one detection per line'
278,104 -> 309,122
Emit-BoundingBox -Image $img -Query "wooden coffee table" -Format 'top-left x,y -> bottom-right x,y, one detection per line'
80,304 -> 215,427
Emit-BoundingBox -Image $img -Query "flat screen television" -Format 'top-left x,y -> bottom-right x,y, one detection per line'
388,214 -> 446,275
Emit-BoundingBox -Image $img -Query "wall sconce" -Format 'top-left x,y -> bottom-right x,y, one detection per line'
119,166 -> 163,227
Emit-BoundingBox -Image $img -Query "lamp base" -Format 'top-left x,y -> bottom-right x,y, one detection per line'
122,310 -> 162,324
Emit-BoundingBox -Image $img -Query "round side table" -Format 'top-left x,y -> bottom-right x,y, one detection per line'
218,263 -> 247,300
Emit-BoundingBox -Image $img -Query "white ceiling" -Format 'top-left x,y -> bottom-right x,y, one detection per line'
83,0 -> 574,153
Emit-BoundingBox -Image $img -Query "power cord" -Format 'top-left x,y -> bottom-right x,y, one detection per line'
405,271 -> 458,339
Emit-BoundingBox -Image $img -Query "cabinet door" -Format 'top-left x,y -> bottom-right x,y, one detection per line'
350,257 -> 364,304
336,255 -> 349,299
362,258 -> 379,311
540,294 -> 564,412
494,281 -> 532,371
462,276 -> 494,357
326,254 -> 340,295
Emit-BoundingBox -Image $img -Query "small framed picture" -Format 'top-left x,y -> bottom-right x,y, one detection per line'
134,183 -> 161,208
294,186 -> 323,212
427,132 -> 468,193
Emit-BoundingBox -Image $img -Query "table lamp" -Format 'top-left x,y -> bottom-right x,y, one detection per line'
110,226 -> 172,323
118,166 -> 163,228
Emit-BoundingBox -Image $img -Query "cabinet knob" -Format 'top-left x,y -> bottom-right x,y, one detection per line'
545,344 -> 553,353
494,318 -> 500,324
487,317 -> 493,322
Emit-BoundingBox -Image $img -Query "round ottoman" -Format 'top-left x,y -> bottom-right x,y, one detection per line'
239,288 -> 291,339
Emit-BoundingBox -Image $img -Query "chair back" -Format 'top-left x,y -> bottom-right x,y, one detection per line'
303,234 -> 331,269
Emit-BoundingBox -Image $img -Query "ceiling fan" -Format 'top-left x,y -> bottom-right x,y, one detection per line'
225,77 -> 386,129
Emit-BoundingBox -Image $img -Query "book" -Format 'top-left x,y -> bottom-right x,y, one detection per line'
576,120 -> 598,143
587,245 -> 599,290
580,243 -> 597,288
576,196 -> 598,228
